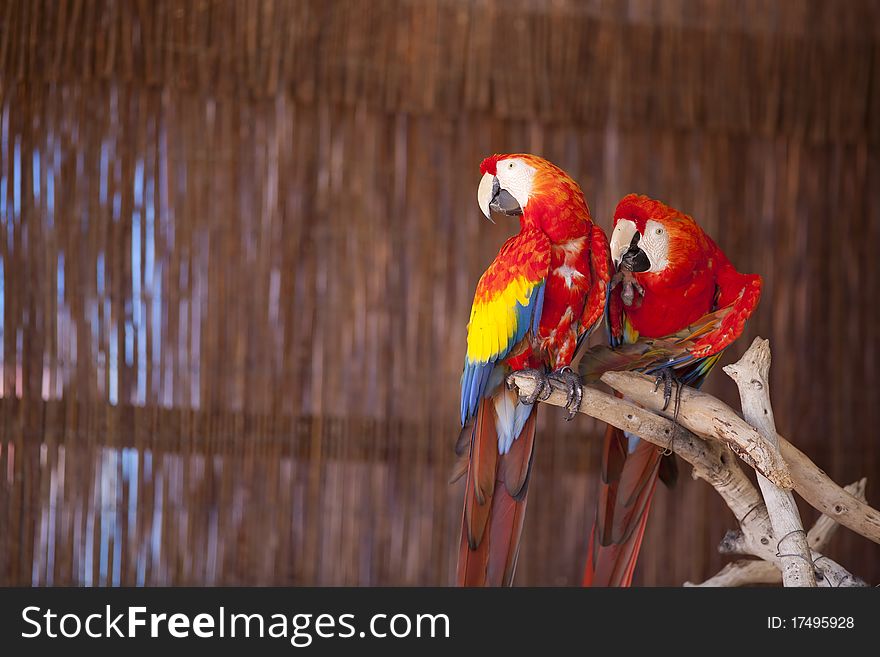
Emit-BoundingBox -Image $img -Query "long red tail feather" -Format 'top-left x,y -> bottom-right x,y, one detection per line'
457,396 -> 537,586
583,422 -> 661,587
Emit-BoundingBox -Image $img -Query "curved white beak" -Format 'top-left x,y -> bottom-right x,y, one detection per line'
477,172 -> 496,222
610,220 -> 638,266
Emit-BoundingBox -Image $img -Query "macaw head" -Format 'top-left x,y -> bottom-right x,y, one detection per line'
609,194 -> 705,276
477,153 -> 588,227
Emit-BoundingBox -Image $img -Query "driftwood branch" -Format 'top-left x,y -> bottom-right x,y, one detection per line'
779,440 -> 880,547
801,479 -> 867,551
685,559 -> 781,587
508,339 -> 876,587
513,375 -> 761,520
600,370 -> 792,488
599,372 -> 880,545
724,338 -> 815,586
688,479 -> 867,587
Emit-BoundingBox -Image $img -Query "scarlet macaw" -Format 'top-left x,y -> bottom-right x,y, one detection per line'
455,154 -> 612,586
583,194 -> 762,587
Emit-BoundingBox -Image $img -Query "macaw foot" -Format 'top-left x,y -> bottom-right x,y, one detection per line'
652,365 -> 681,413
650,364 -> 686,455
506,368 -> 552,406
548,366 -> 583,421
611,269 -> 645,308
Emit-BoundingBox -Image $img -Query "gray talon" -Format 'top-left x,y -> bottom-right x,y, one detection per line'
509,368 -> 550,406
569,383 -> 583,420
548,367 -> 583,420
653,366 -> 679,412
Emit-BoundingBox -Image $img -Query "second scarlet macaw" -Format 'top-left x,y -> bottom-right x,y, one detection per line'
583,194 -> 762,587
455,154 -> 612,586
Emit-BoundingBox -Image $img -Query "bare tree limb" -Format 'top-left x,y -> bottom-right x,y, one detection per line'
724,337 -> 815,586
687,479 -> 867,587
600,370 -> 792,488
779,441 -> 880,546
507,371 -> 868,586
806,478 -> 868,549
599,371 -> 880,545
508,374 -> 754,516
685,559 -> 781,587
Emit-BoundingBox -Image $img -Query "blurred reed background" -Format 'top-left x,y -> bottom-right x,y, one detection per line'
1,0 -> 879,586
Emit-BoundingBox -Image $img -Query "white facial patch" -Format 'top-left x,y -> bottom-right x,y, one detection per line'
638,219 -> 670,272
494,158 -> 537,210
610,219 -> 638,266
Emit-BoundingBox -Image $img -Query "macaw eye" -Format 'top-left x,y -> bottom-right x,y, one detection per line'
655,228 -> 664,235
508,162 -> 515,170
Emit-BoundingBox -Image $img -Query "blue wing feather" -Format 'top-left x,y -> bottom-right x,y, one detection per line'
530,283 -> 545,336
460,281 -> 546,425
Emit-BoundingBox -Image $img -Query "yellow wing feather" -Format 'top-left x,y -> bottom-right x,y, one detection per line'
467,276 -> 536,363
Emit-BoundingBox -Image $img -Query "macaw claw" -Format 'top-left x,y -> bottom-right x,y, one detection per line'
548,366 -> 583,421
508,369 -> 553,406
652,365 -> 680,412
610,269 -> 645,308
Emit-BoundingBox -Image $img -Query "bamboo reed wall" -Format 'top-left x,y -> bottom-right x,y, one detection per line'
1,0 -> 878,586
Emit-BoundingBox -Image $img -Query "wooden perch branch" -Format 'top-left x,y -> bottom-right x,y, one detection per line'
600,370 -> 792,488
688,479 -> 867,587
517,368 -> 790,541
512,373 -> 759,520
779,441 -> 880,547
724,337 -> 815,586
599,373 -> 880,545
507,339 -> 877,587
509,370 -> 865,586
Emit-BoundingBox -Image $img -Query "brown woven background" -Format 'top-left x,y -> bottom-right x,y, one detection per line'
1,0 -> 878,586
